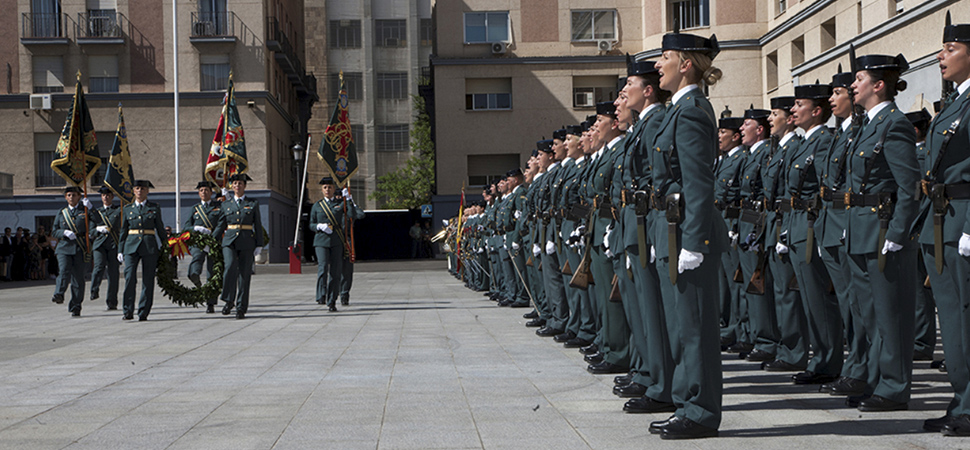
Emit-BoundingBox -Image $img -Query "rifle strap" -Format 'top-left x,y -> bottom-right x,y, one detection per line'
859,120 -> 893,195
929,98 -> 970,182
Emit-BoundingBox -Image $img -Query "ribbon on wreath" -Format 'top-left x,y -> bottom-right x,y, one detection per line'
168,231 -> 192,259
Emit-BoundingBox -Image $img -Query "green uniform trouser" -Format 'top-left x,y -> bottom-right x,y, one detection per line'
91,245 -> 119,309
913,251 -> 936,359
503,245 -> 529,305
526,248 -> 545,310
541,247 -> 568,330
822,245 -> 868,381
657,253 -> 723,430
187,246 -> 217,306
849,249 -> 916,403
626,246 -> 673,402
769,250 -> 808,368
923,244 -> 970,416
738,248 -> 780,354
789,240 -> 842,376
590,245 -> 629,367
562,244 -> 594,342
57,252 -> 86,314
315,245 -> 342,307
719,246 -> 744,344
223,246 -> 256,313
488,249 -> 501,294
123,252 -> 157,319
341,255 -> 355,301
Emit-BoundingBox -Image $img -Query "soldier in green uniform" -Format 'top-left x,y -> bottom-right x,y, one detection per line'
556,124 -> 592,348
916,20 -> 970,434
118,180 -> 167,321
51,186 -> 92,316
309,176 -> 345,312
562,121 -> 600,346
537,134 -> 569,335
843,53 -> 920,412
213,173 -> 264,319
502,168 -> 530,309
183,181 -> 222,313
647,32 -> 728,439
339,187 -> 365,305
713,117 -> 746,349
90,186 -> 121,311
905,109 -> 936,362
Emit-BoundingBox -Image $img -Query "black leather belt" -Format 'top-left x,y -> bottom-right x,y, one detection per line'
921,181 -> 970,199
621,189 -> 636,207
820,187 -> 846,209
741,199 -> 764,212
844,193 -> 885,208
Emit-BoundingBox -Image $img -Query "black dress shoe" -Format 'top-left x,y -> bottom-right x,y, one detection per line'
71,311 -> 80,317
497,300 -> 512,307
725,342 -> 753,354
824,377 -> 867,396
931,358 -> 945,369
329,305 -> 338,312
509,302 -> 530,308
943,414 -> 970,436
762,360 -> 806,372
536,327 -> 563,337
206,304 -> 215,314
122,314 -> 133,321
236,312 -> 245,320
90,291 -> 99,300
523,310 -> 539,319
138,317 -> 147,322
525,319 -> 545,328
649,415 -> 677,434
587,361 -> 628,374
222,303 -> 234,315
745,349 -> 775,362
579,344 -> 599,355
584,352 -> 604,363
914,351 -> 934,361
792,371 -> 838,385
613,382 -> 647,398
720,335 -> 735,348
624,396 -> 677,414
940,359 -> 948,372
341,297 -> 349,306
858,395 -> 907,412
923,415 -> 953,432
614,374 -> 633,386
845,394 -> 869,408
52,294 -> 64,304
660,416 -> 718,440
563,337 -> 591,349
553,331 -> 576,343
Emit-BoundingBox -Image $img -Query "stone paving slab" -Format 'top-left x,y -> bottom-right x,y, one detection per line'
0,263 -> 963,449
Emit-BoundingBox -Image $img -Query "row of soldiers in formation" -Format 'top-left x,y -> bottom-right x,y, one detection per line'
49,174 -> 363,320
444,20 -> 970,440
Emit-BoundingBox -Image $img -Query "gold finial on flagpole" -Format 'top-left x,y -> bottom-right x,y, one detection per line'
339,71 -> 343,82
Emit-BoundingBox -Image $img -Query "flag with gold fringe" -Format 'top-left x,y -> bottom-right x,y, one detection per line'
205,74 -> 248,188
50,74 -> 102,187
103,104 -> 135,203
317,72 -> 359,189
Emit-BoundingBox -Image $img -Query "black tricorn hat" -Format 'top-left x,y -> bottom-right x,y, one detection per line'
661,33 -> 720,59
64,186 -> 82,194
506,168 -> 524,178
743,104 -> 770,121
596,101 -> 617,117
565,125 -> 583,136
831,63 -> 854,89
855,53 -> 909,72
626,53 -> 659,77
319,176 -> 335,185
227,173 -> 252,183
906,108 -> 932,127
794,83 -> 832,101
537,138 -> 555,153
718,117 -> 744,131
530,149 -> 539,158
617,77 -> 627,93
581,120 -> 592,132
770,96 -> 796,110
196,180 -> 216,190
98,186 -> 113,194
552,128 -> 567,141
943,11 -> 970,43
133,180 -> 155,188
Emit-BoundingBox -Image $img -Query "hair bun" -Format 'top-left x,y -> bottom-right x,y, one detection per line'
896,79 -> 907,92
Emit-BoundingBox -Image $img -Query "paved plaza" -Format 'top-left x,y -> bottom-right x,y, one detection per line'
0,260 -> 961,449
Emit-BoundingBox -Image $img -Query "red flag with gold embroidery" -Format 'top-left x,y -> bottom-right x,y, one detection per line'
317,72 -> 359,189
205,75 -> 247,188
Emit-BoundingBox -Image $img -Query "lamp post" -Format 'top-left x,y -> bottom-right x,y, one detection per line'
289,142 -> 306,274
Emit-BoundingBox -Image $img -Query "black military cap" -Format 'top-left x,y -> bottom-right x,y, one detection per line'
794,83 -> 832,101
553,128 -> 567,141
718,117 -> 744,131
581,120 -> 592,132
506,168 -> 523,178
565,125 -> 583,136
855,54 -> 909,72
64,186 -> 82,194
530,149 -> 539,158
228,173 -> 253,183
133,180 -> 155,188
617,77 -> 627,93
770,96 -> 796,110
906,108 -> 932,128
661,33 -> 720,59
537,139 -> 555,153
319,176 -> 335,185
944,11 -> 970,43
627,54 -> 659,77
831,63 -> 853,89
98,186 -> 113,194
596,101 -> 617,117
743,104 -> 770,121
196,180 -> 216,190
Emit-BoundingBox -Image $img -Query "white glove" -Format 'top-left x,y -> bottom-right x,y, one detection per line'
818,246 -> 823,257
578,237 -> 585,248
881,239 -> 903,255
650,246 -> 656,263
222,188 -> 231,197
626,255 -> 632,270
81,197 -> 93,209
750,244 -> 761,253
442,219 -> 449,227
514,210 -> 521,219
842,229 -> 846,240
512,242 -> 520,250
728,231 -> 738,246
63,230 -> 76,240
254,247 -> 262,257
546,241 -> 555,255
194,226 -> 212,234
605,248 -> 614,258
96,225 -> 109,234
678,249 -> 703,273
317,223 -> 333,234
775,242 -> 789,254
117,253 -> 124,263
603,226 -> 613,248
342,187 -> 352,200
960,233 -> 970,257
533,243 -> 541,256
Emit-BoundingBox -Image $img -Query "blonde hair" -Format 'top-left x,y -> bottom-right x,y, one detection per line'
677,51 -> 722,87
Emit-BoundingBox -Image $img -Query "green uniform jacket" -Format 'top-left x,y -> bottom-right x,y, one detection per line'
714,147 -> 746,236
183,201 -> 223,233
309,197 -> 346,249
52,205 -> 91,255
614,106 -> 665,251
817,119 -> 858,248
764,135 -> 800,247
89,204 -> 121,250
737,140 -> 771,242
587,137 -> 627,247
119,202 -> 167,256
781,127 -> 832,245
214,197 -> 264,250
917,89 -> 970,244
505,185 -> 527,244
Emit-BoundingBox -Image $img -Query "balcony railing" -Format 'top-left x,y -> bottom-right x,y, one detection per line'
191,11 -> 235,39
77,11 -> 123,39
266,17 -> 318,100
22,13 -> 68,40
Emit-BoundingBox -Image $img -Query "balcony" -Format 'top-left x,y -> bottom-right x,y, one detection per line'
21,13 -> 70,45
266,17 -> 318,100
190,11 -> 237,43
76,12 -> 124,44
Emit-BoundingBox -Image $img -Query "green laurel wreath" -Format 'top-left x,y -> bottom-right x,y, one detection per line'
156,232 -> 224,307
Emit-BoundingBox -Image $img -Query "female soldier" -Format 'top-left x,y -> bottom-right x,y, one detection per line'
647,32 -> 728,440
310,176 -> 346,312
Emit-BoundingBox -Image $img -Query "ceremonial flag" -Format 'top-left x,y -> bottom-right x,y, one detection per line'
205,75 -> 248,187
456,185 -> 465,263
317,72 -> 359,188
50,74 -> 102,187
103,104 -> 135,203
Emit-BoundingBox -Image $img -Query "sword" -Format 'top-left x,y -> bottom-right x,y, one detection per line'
507,248 -> 536,309
637,214 -> 648,268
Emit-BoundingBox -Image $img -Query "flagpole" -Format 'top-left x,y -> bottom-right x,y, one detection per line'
292,133 -> 311,250
172,0 -> 181,231
79,73 -> 92,261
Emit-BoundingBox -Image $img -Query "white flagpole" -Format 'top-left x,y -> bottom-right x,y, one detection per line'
293,133 -> 312,249
172,0 -> 181,231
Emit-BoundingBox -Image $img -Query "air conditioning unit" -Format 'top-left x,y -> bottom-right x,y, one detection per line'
29,94 -> 52,111
597,40 -> 615,52
490,42 -> 506,55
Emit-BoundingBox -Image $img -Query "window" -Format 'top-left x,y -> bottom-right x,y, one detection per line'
820,19 -> 836,52
33,56 -> 64,93
465,78 -> 511,111
766,51 -> 778,91
375,19 -> 406,47
347,178 -> 365,205
464,11 -> 509,43
351,124 -> 363,149
30,0 -> 62,38
329,72 -> 362,100
329,20 -> 361,48
671,0 -> 709,30
86,0 -> 118,38
377,72 -> 407,99
200,54 -> 230,91
377,124 -> 408,151
88,55 -> 118,93
572,75 -> 616,108
571,10 -> 616,41
791,36 -> 804,67
198,0 -> 228,35
35,133 -> 65,187
777,0 -> 786,15
467,154 -> 519,187
420,18 -> 433,46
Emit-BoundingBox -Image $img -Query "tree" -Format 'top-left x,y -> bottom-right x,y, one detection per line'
370,94 -> 435,209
